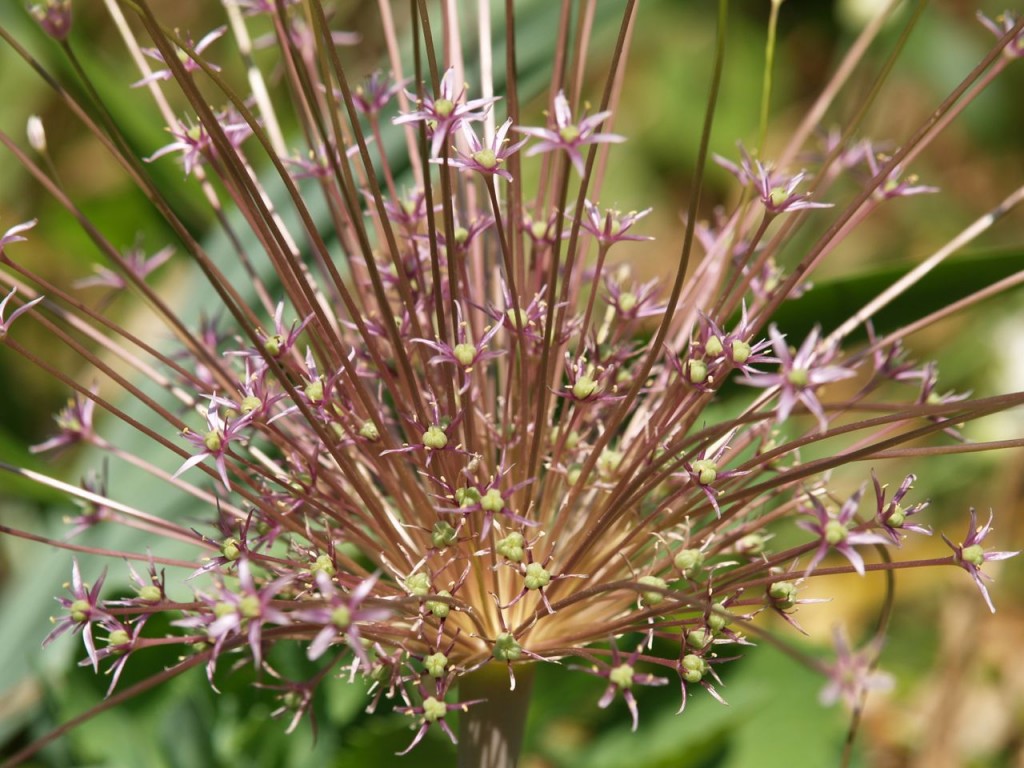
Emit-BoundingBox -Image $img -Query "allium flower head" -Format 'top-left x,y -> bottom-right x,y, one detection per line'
2,3 -> 1022,766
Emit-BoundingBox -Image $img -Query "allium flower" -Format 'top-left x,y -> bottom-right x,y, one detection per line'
1,4 -> 1022,767
819,626 -> 893,709
29,390 -> 96,454
73,245 -> 173,290
942,509 -> 1021,613
516,90 -> 626,175
716,144 -> 832,215
393,66 -> 497,158
579,200 -> 654,247
42,560 -> 109,673
798,488 -> 892,577
576,643 -> 669,731
872,471 -> 932,545
439,118 -> 527,181
0,286 -> 44,339
742,324 -> 857,432
133,26 -> 226,87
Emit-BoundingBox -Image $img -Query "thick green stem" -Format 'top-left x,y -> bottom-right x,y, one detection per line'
457,663 -> 535,768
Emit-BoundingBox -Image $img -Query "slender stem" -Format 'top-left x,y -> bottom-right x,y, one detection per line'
457,663 -> 535,768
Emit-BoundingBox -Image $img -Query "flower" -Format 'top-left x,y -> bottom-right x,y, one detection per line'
133,27 -> 226,88
741,324 -> 857,432
798,487 -> 892,577
819,626 -> 893,709
30,390 -> 96,454
42,560 -> 110,672
577,643 -> 669,731
715,145 -> 832,215
578,200 -> 654,247
439,118 -> 527,181
943,508 -> 1020,613
73,245 -> 173,290
394,67 -> 497,158
516,90 -> 625,175
872,471 -> 932,545
0,286 -> 44,339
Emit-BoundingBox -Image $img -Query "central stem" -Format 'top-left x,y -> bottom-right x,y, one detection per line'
457,662 -> 535,768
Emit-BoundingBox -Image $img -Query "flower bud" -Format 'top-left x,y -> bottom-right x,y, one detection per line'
27,116 -> 47,153
30,1 -> 72,42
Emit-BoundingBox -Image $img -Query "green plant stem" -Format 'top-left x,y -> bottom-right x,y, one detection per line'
457,663 -> 535,768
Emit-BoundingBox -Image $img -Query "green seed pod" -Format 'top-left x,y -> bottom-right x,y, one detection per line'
238,594 -> 261,619
138,585 -> 162,602
673,548 -> 705,575
609,663 -> 635,689
69,598 -> 91,623
707,603 -> 730,632
263,334 -> 283,356
107,629 -> 131,651
434,99 -> 455,118
691,458 -> 718,486
687,359 -> 708,385
730,339 -> 752,365
680,653 -> 707,683
496,532 -> 526,563
769,580 -> 797,607
331,605 -> 351,628
638,575 -> 668,606
961,544 -> 986,567
426,589 -> 452,618
824,519 -> 848,545
480,488 -> 505,513
472,148 -> 498,169
705,335 -> 724,358
453,343 -> 476,366
422,425 -> 448,450
305,378 -> 325,403
312,553 -> 336,577
686,628 -> 710,648
431,521 -> 458,549
524,562 -> 551,590
221,537 -> 241,561
493,632 -> 522,661
422,696 -> 448,722
405,572 -> 431,597
572,375 -> 598,400
617,292 -> 638,314
424,652 -> 448,678
203,430 -> 223,452
240,395 -> 262,415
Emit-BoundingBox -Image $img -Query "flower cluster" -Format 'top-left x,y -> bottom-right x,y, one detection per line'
1,3 -> 1022,765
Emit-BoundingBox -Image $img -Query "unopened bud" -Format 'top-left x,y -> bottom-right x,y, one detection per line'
30,1 -> 72,42
27,116 -> 47,153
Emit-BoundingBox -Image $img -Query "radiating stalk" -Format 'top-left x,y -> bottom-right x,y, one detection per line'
457,663 -> 535,768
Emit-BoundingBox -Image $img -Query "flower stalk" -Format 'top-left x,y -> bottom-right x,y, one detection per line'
457,663 -> 535,768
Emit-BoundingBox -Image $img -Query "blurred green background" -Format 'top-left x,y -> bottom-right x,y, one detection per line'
1,1 -> 1022,766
